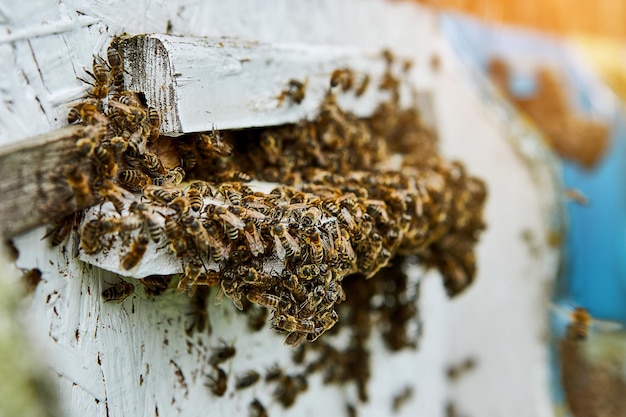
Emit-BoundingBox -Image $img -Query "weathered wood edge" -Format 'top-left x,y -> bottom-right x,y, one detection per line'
0,125 -> 88,238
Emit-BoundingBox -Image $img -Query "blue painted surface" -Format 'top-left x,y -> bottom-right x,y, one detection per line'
441,12 -> 626,323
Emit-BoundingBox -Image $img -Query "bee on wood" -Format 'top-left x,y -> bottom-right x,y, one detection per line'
270,224 -> 300,260
43,214 -> 76,247
303,228 -> 325,264
119,169 -> 151,192
93,145 -> 118,178
80,219 -> 102,255
209,340 -> 236,366
143,185 -> 182,205
185,187 -> 204,212
207,205 -> 245,240
205,366 -> 228,397
67,100 -> 106,124
79,58 -> 109,100
106,45 -> 124,88
177,259 -> 203,294
278,79 -> 307,105
330,68 -> 354,91
21,268 -> 42,294
139,275 -> 171,296
194,271 -> 221,287
66,167 -> 92,206
246,287 -> 281,309
196,128 -> 232,158
102,280 -> 134,303
249,399 -> 268,417
128,202 -> 163,243
242,221 -> 265,257
143,152 -> 164,176
186,287 -> 211,336
120,235 -> 149,270
92,178 -> 126,213
235,370 -> 260,390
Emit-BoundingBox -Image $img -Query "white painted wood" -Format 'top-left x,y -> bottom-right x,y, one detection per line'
122,34 -> 409,134
1,1 -> 561,417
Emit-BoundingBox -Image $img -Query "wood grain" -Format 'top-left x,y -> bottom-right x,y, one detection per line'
0,126 -> 92,238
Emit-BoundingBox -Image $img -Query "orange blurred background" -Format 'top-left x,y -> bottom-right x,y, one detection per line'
416,0 -> 626,40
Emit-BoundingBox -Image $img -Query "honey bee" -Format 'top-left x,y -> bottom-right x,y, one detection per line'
186,287 -> 211,336
204,226 -> 226,263
80,219 -> 102,255
120,235 -> 149,270
92,178 -> 126,213
246,287 -> 281,309
235,371 -> 260,390
242,221 -> 265,257
168,196 -> 190,216
147,107 -> 160,137
317,309 -> 339,331
278,79 -> 307,105
247,305 -> 269,332
273,374 -> 306,407
102,280 -> 135,302
128,202 -> 163,243
283,271 -> 306,299
217,184 -> 243,205
391,387 -> 414,413
67,100 -> 106,124
119,169 -> 151,192
79,59 -> 109,99
93,145 -> 118,178
284,332 -> 307,347
275,315 -> 316,333
106,46 -> 124,88
205,366 -> 228,397
143,152 -> 163,176
143,185 -> 182,205
303,228 -> 325,264
194,271 -> 221,287
209,340 -> 236,366
298,286 -> 325,317
100,215 -> 143,235
185,188 -> 204,212
249,399 -> 268,417
75,136 -> 97,157
217,276 -> 244,310
298,264 -> 320,281
124,130 -> 144,158
301,207 -> 322,228
139,275 -> 171,296
330,68 -> 354,91
66,167 -> 92,206
567,307 -> 592,340
270,224 -> 300,259
196,128 -> 232,158
177,259 -> 203,293
161,167 -> 185,186
43,214 -> 75,247
355,74 -> 370,97
207,205 -> 245,240
186,181 -> 213,197
260,132 -> 282,164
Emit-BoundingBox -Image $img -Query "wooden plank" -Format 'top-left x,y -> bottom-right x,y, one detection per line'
0,125 -> 94,238
121,34 -> 405,135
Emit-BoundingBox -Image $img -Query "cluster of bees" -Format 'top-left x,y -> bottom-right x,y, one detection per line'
50,40 -> 486,355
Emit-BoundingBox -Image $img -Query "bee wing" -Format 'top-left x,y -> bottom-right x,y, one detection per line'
244,230 -> 265,257
219,212 -> 245,230
273,234 -> 286,260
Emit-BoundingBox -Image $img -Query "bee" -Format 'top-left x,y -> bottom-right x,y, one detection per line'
124,130 -> 144,158
21,268 -> 42,294
186,287 -> 211,336
75,136 -> 97,157
168,196 -> 190,216
284,332 -> 307,347
180,216 -> 209,253
163,217 -> 189,257
194,271 -> 221,287
177,259 -> 203,293
249,399 -> 268,417
100,215 -> 143,235
260,132 -> 282,164
217,275 -> 244,310
242,221 -> 265,257
186,180 -> 213,197
121,235 -> 149,270
66,167 -> 92,206
246,287 -> 281,309
205,366 -> 228,397
303,228 -> 325,264
185,188 -> 204,212
91,178 -> 126,213
275,315 -> 316,333
273,374 -> 305,407
235,371 -> 260,390
196,129 -> 232,158
247,305 -> 268,332
365,200 -> 389,223
43,214 -> 75,247
93,145 -> 118,178
161,167 -> 185,186
143,152 -> 163,176
143,185 -> 182,205
278,79 -> 307,105
119,169 -> 151,192
355,74 -> 370,97
265,365 -> 283,382
67,100 -> 106,125
102,280 -> 134,302
209,340 -> 236,366
270,224 -> 300,260
78,59 -> 109,99
204,225 -> 226,263
298,264 -> 320,281
241,267 -> 273,289
318,309 -> 339,331
113,91 -> 141,107
139,275 -> 171,296
106,46 -> 124,87
216,170 -> 252,183
146,107 -> 160,137
217,184 -> 243,205
300,207 -> 321,228
391,387 -> 414,413
207,205 -> 245,240
128,202 -> 163,243
330,68 -> 354,91
80,219 -> 102,255
298,286 -> 325,317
